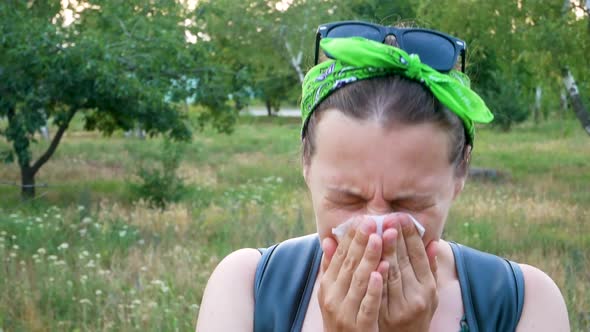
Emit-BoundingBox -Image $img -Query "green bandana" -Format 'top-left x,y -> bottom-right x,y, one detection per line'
301,37 -> 494,144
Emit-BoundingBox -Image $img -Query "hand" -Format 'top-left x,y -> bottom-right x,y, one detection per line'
378,214 -> 439,332
319,217 -> 389,332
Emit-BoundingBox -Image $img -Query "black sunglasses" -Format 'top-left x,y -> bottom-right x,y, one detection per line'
314,21 -> 467,73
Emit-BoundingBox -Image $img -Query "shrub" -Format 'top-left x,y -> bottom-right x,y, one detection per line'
131,140 -> 187,209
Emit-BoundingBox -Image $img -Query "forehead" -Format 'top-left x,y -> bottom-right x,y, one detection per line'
310,110 -> 454,193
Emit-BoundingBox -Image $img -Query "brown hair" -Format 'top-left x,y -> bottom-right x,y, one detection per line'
301,75 -> 471,177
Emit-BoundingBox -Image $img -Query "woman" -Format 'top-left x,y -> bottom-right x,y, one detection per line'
196,21 -> 569,332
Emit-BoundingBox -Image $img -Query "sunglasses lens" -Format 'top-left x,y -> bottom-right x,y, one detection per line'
326,24 -> 381,41
403,31 -> 456,71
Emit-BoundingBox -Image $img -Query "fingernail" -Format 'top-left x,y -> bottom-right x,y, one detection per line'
368,234 -> 378,250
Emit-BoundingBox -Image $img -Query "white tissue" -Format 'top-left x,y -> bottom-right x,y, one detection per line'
331,213 -> 425,240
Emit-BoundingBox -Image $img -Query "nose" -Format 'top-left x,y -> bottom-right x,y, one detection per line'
366,199 -> 394,216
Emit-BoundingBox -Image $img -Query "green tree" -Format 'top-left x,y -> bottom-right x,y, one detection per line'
0,0 -> 239,199
199,0 -> 348,115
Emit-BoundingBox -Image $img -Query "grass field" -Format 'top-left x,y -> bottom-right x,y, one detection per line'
1,115 -> 589,331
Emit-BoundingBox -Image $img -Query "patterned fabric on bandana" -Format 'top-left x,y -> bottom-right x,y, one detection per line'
301,37 -> 494,145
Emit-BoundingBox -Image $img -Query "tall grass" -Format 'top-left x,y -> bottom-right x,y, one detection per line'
0,117 -> 589,330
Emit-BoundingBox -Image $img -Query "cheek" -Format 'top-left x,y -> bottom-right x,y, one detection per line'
313,203 -> 360,241
415,204 -> 452,240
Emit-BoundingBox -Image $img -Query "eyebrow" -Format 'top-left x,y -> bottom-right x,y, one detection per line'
326,186 -> 365,197
326,186 -> 434,201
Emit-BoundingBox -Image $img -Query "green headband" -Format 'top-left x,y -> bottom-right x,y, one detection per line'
300,37 -> 494,144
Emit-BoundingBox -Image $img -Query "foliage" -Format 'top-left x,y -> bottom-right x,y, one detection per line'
0,118 -> 589,330
131,140 -> 187,209
481,71 -> 530,130
418,0 -> 589,128
0,0 -> 243,198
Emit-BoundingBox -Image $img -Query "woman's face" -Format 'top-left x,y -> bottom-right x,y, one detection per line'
303,109 -> 466,247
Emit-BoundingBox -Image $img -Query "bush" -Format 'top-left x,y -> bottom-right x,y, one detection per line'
131,140 -> 187,209
480,71 -> 530,131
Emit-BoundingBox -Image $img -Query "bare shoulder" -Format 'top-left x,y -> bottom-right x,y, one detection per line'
516,264 -> 570,332
195,248 -> 262,332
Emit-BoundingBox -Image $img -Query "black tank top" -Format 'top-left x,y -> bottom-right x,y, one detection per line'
253,234 -> 524,332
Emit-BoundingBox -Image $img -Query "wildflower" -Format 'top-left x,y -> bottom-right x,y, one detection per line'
79,229 -> 87,237
82,217 -> 92,224
78,205 -> 85,211
80,275 -> 88,283
148,301 -> 158,308
0,231 -> 6,236
151,279 -> 164,286
140,266 -> 147,272
12,245 -> 19,250
86,260 -> 96,268
37,248 -> 46,255
190,304 -> 199,311
79,298 -> 92,305
54,260 -> 66,266
49,277 -> 54,282
32,254 -> 39,260
35,217 -> 42,222
151,279 -> 169,293
58,243 -> 69,250
132,299 -> 142,306
95,290 -> 102,296
118,230 -> 127,237
9,252 -> 16,258
48,255 -> 57,261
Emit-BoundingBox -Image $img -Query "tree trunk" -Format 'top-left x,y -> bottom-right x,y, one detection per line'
560,89 -> 568,117
562,68 -> 590,135
17,109 -> 77,199
533,86 -> 542,124
20,166 -> 35,199
283,39 -> 305,84
265,99 -> 272,117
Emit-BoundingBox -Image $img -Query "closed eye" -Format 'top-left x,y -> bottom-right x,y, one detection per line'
390,199 -> 436,212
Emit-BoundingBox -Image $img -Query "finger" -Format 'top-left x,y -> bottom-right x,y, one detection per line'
356,272 -> 383,326
425,240 -> 439,281
343,233 -> 382,310
335,218 -> 376,290
377,260 -> 389,302
395,217 -> 421,299
401,215 -> 432,284
321,237 -> 338,273
381,228 -> 403,313
324,218 -> 359,281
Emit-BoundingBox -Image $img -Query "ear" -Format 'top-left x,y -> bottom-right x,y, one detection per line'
302,163 -> 310,185
302,137 -> 310,186
452,175 -> 466,200
452,145 -> 472,200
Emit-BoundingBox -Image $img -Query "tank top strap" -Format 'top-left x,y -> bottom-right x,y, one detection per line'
449,241 -> 525,332
254,234 -> 322,332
